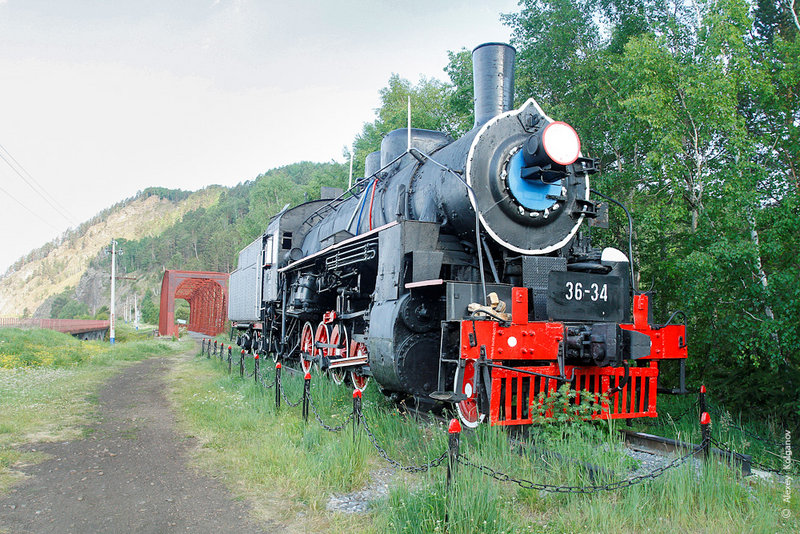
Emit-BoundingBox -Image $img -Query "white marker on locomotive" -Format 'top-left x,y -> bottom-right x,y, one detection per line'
227,43 -> 688,427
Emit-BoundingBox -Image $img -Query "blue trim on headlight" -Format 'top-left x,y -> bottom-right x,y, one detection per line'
507,151 -> 562,211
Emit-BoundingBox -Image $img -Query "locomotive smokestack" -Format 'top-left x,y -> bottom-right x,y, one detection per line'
472,42 -> 516,128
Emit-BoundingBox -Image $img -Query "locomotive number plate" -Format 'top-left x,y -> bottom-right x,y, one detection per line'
547,271 -> 624,322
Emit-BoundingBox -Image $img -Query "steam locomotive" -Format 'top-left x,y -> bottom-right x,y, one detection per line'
228,43 -> 688,428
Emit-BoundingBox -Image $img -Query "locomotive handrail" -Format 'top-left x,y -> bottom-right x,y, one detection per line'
589,188 -> 637,292
300,152 -> 408,233
652,310 -> 688,330
483,362 -> 577,384
469,309 -> 510,327
409,147 -> 489,306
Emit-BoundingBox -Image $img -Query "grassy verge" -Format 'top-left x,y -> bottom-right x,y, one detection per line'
0,326 -> 181,493
174,346 -> 799,533
170,349 -> 374,533
629,392 -> 796,475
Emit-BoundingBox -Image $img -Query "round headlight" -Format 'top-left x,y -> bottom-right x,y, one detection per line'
542,121 -> 581,166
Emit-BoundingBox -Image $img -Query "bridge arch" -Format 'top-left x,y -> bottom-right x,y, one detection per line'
158,270 -> 229,337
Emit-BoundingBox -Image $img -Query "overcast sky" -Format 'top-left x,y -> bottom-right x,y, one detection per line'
0,0 -> 519,273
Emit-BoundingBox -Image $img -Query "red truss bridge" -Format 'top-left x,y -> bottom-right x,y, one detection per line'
158,270 -> 229,338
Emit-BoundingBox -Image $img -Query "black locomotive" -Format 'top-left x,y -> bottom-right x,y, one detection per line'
228,43 -> 687,427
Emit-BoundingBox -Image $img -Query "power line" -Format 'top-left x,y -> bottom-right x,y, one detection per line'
0,142 -> 78,226
0,144 -> 78,225
0,182 -> 62,231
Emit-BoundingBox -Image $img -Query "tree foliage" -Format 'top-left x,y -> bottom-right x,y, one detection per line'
505,0 -> 800,422
350,68 -> 476,178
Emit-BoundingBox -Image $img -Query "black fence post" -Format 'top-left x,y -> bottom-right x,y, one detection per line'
275,363 -> 282,409
240,350 -> 245,377
254,353 -> 260,383
446,418 -> 461,490
202,339 -> 206,355
352,389 -> 362,443
701,411 -> 711,459
302,372 -> 311,422
228,346 -> 232,373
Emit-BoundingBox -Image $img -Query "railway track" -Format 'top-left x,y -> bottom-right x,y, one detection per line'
621,429 -> 752,475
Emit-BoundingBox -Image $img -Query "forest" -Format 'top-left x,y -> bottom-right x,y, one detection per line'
74,0 -> 800,425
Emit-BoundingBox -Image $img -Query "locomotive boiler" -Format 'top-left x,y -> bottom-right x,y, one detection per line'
228,43 -> 688,427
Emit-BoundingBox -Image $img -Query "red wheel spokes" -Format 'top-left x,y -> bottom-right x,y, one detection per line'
329,325 -> 347,385
349,340 -> 369,392
300,321 -> 314,374
455,360 -> 484,427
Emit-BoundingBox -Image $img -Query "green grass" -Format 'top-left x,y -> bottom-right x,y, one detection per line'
629,393 -> 798,474
0,327 -> 181,492
171,348 -> 374,531
174,348 -> 800,533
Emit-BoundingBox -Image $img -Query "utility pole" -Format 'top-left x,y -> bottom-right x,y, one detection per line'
110,239 -> 117,344
134,294 -> 139,331
107,240 -> 125,344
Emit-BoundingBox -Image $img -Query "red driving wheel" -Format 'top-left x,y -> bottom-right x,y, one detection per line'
455,360 -> 485,428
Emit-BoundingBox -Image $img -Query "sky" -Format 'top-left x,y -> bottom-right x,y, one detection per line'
0,0 -> 520,273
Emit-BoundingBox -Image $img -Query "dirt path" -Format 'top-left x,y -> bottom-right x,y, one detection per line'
0,354 -> 278,533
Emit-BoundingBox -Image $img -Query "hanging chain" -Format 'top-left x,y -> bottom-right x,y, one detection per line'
706,400 -> 786,449
359,412 -> 448,472
279,377 -> 302,407
258,368 -> 275,390
456,437 -> 709,494
709,436 -> 789,474
638,400 -> 698,427
307,389 -> 354,432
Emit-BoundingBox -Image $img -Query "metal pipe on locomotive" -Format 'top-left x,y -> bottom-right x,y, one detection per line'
228,43 -> 688,428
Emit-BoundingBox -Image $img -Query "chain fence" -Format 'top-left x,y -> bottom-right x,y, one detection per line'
705,399 -> 786,449
307,388 -> 354,432
625,387 -> 792,475
197,338 -> 792,493
278,375 -> 302,407
456,436 -> 709,494
709,436 -> 787,475
258,366 -> 275,390
359,413 -> 449,472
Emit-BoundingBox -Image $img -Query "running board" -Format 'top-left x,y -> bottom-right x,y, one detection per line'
326,356 -> 368,369
430,391 -> 468,402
